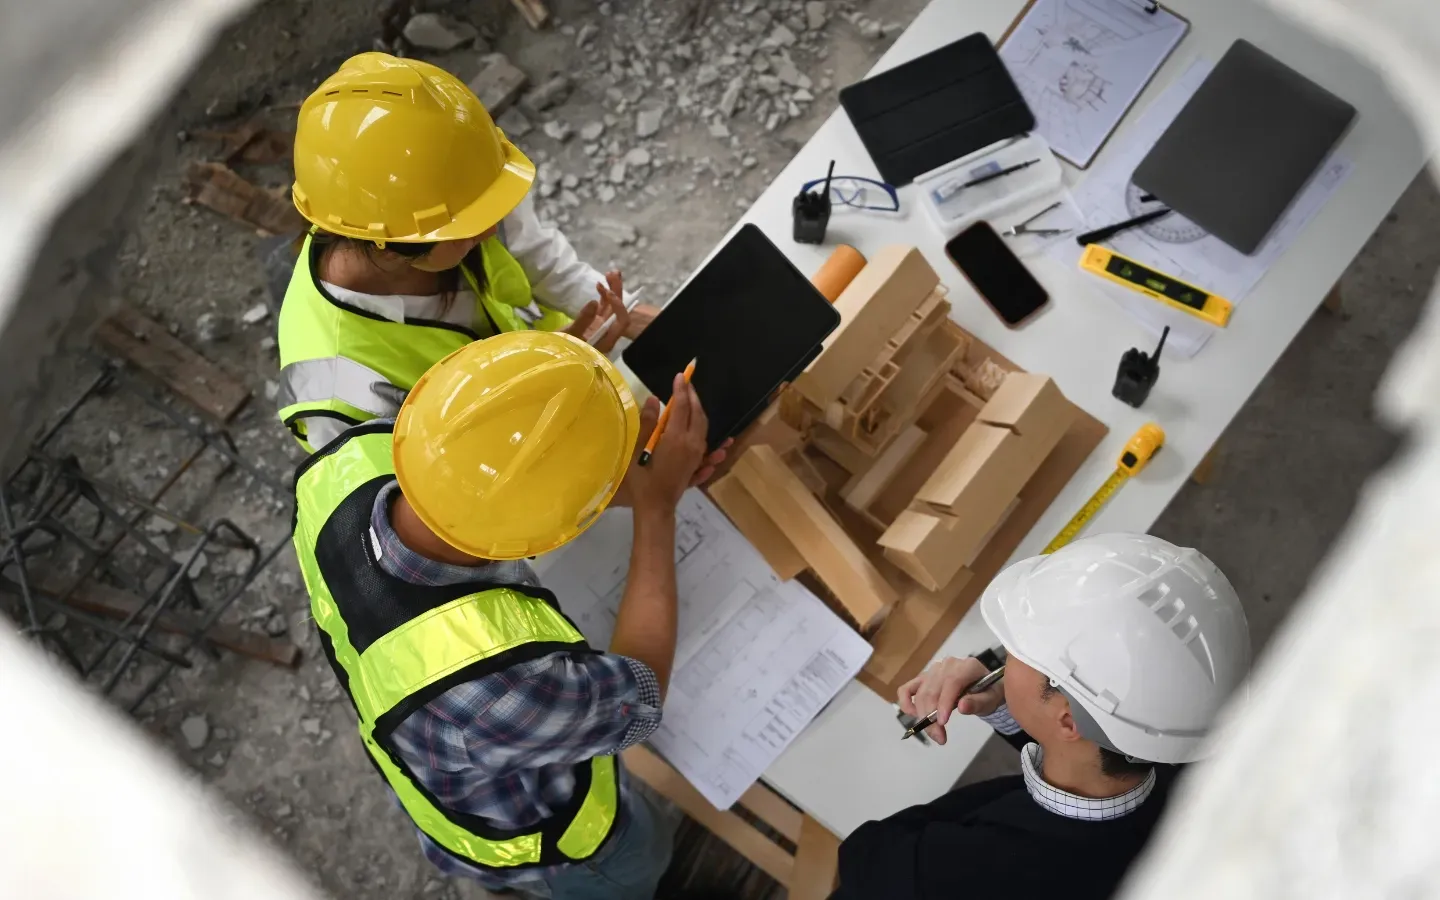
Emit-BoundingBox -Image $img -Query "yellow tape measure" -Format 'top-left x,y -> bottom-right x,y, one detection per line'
1044,423 -> 1165,554
1080,245 -> 1232,327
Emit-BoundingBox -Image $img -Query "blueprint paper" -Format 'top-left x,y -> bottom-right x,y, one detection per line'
1000,0 -> 1189,168
533,490 -> 872,809
1054,59 -> 1352,357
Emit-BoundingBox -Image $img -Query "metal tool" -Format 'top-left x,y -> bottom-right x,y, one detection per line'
1003,201 -> 1070,239
1043,423 -> 1165,554
901,666 -> 1007,740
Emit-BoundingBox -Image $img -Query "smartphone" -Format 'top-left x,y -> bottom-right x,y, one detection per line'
945,222 -> 1049,326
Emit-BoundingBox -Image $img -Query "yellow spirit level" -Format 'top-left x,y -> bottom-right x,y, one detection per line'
1080,245 -> 1232,327
1044,423 -> 1165,554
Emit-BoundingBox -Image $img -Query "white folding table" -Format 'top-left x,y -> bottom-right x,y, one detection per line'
625,0 -> 1428,891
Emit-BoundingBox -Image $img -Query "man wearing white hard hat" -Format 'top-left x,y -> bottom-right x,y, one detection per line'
830,533 -> 1251,900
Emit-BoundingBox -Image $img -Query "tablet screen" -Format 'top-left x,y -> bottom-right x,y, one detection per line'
623,224 -> 840,448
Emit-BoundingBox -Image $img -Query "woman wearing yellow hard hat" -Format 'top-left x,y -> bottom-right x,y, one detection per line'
276,52 -> 657,453
293,330 -> 727,897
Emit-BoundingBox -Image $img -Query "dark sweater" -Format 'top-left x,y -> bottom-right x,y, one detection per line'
831,731 -> 1180,900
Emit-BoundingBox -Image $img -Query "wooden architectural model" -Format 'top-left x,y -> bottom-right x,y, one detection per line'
708,245 -> 1106,695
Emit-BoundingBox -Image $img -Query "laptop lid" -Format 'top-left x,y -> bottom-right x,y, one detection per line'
1133,40 -> 1355,254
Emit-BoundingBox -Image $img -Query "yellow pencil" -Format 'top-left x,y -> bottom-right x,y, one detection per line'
638,359 -> 697,466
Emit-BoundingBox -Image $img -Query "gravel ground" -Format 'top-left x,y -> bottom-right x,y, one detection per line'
28,1 -> 929,898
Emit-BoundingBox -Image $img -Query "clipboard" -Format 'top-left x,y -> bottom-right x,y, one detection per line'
998,0 -> 1190,168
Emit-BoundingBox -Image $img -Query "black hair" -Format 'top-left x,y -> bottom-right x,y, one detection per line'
1039,681 -> 1152,779
310,231 -> 488,315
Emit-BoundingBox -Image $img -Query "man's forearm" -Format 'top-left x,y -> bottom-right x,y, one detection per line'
608,508 -> 679,697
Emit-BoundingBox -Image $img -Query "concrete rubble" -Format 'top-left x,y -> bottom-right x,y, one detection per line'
11,1 -> 923,896
401,12 -> 479,52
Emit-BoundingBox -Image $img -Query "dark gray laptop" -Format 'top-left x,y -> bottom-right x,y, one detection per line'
1133,40 -> 1356,255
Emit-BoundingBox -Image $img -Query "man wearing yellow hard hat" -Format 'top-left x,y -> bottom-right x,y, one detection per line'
294,329 -> 727,897
277,52 -> 657,454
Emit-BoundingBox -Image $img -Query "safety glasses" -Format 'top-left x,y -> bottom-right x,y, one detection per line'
800,175 -> 900,212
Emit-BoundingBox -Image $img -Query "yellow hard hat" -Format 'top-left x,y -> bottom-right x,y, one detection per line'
393,332 -> 641,559
292,52 -> 534,243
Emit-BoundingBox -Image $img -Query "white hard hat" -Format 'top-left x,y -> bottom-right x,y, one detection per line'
981,533 -> 1250,764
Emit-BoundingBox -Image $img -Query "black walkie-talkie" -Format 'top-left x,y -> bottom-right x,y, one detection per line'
792,159 -> 834,244
1113,326 -> 1168,408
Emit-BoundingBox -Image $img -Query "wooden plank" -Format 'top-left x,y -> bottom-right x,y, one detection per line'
790,815 -> 842,900
734,447 -> 897,631
184,161 -> 307,236
6,574 -> 300,668
509,0 -> 550,29
709,473 -> 807,580
737,781 -> 803,843
95,304 -> 250,422
623,745 -> 794,885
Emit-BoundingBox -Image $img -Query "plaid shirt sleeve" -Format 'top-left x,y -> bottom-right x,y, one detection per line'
409,649 -> 663,783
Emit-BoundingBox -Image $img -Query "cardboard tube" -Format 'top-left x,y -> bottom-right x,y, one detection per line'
811,245 -> 866,303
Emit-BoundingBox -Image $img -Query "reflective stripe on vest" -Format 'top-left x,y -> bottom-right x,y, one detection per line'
276,232 -> 570,453
291,423 -> 617,870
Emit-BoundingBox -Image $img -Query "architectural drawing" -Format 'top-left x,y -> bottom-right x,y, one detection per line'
999,0 -> 1188,166
533,490 -> 872,809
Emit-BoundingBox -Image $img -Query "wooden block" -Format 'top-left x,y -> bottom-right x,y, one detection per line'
467,54 -> 529,115
842,425 -> 926,513
8,574 -> 300,668
878,510 -> 969,590
509,0 -> 550,29
709,473 -> 807,580
734,446 -> 896,631
860,411 -> 1109,694
794,246 -> 940,408
623,745 -> 794,885
790,816 -> 842,900
95,305 -> 250,422
710,402 -> 802,482
783,448 -> 828,498
978,372 -> 1075,440
916,375 -> 1075,519
913,423 -> 1012,512
809,423 -> 876,475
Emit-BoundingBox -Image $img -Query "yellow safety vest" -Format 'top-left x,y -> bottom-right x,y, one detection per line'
292,423 -> 618,870
276,232 -> 572,453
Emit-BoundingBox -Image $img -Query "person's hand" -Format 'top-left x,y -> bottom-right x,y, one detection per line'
897,656 -> 1003,746
611,374 -> 729,515
563,270 -> 628,354
623,303 -> 661,340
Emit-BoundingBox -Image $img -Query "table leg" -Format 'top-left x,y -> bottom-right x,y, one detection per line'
790,815 -> 842,900
1322,283 -> 1345,316
1191,445 -> 1220,485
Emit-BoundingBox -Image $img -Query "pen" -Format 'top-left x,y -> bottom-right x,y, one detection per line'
587,287 -> 644,347
960,158 -> 1042,190
901,666 -> 1007,741
637,358 -> 697,466
1074,207 -> 1172,246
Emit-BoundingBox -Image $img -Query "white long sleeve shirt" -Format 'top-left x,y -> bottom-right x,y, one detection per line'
305,195 -> 610,448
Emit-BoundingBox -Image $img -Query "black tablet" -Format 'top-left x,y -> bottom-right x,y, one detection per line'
839,33 -> 1034,186
623,224 -> 840,449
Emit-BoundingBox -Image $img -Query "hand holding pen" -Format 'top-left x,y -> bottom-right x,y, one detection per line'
899,657 -> 1007,744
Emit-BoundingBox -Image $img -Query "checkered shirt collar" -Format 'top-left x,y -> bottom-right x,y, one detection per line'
1020,743 -> 1156,821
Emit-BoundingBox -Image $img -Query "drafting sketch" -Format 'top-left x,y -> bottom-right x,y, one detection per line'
999,0 -> 1188,166
533,490 -> 872,809
1056,60 -> 1353,358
